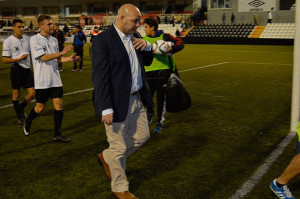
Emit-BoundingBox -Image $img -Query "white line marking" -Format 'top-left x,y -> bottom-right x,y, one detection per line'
179,62 -> 229,72
178,60 -> 293,198
229,132 -> 297,199
0,61 -> 289,109
0,60 -> 296,198
184,49 -> 292,54
0,104 -> 15,109
0,88 -> 94,110
63,88 -> 94,96
0,63 -> 227,110
231,62 -> 292,66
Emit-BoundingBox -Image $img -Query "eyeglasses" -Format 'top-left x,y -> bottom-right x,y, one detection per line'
47,23 -> 53,26
17,26 -> 25,28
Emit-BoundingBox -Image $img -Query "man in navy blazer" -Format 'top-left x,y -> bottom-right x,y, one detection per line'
92,4 -> 153,199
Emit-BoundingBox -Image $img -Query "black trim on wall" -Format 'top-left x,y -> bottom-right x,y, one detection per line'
183,37 -> 294,46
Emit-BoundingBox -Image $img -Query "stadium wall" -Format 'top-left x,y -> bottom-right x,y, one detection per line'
207,0 -> 295,25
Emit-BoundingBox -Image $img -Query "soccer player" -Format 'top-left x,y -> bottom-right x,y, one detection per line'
23,15 -> 79,142
143,17 -> 184,133
2,19 -> 35,125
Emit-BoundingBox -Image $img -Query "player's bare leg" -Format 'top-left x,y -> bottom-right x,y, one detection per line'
18,87 -> 35,120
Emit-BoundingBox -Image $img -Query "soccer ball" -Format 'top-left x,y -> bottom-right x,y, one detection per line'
152,40 -> 173,55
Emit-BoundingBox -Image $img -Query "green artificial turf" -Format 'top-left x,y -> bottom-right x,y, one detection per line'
0,43 -> 298,199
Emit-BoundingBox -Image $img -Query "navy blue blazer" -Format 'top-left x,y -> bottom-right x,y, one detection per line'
92,25 -> 154,122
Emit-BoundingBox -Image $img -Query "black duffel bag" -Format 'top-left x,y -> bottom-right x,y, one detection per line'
166,73 -> 191,113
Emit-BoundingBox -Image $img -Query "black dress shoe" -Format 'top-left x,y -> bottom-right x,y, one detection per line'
53,135 -> 71,142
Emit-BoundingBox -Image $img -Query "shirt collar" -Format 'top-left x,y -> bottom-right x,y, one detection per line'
114,23 -> 132,41
12,35 -> 23,40
38,33 -> 50,40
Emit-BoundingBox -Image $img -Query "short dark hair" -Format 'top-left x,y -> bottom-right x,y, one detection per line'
144,17 -> 158,31
94,26 -> 98,29
54,23 -> 59,26
12,19 -> 23,26
38,15 -> 52,25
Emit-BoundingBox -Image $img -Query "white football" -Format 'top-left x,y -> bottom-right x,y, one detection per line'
152,40 -> 173,55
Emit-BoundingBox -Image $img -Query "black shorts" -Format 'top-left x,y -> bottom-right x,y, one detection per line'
35,87 -> 63,103
59,45 -> 64,52
10,64 -> 34,90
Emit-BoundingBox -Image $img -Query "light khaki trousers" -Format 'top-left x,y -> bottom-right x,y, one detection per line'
103,93 -> 150,192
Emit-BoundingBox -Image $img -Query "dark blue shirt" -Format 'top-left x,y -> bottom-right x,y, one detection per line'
73,32 -> 86,46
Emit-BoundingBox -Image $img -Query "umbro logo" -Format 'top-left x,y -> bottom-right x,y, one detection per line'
248,0 -> 265,7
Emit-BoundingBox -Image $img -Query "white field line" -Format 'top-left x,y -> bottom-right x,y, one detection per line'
229,132 -> 297,199
0,62 -> 228,110
0,88 -> 94,109
0,61 -> 296,198
179,62 -> 229,72
63,88 -> 94,96
184,49 -> 292,54
0,61 -> 289,109
231,62 -> 292,66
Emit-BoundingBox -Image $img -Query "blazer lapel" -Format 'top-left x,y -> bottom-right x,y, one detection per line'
110,26 -> 144,71
110,26 -> 129,59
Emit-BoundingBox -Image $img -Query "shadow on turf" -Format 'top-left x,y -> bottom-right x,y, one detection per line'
0,97 -> 92,122
0,67 -> 10,71
127,133 -> 208,194
0,117 -> 100,157
0,94 -> 10,99
62,115 -> 99,137
0,98 -> 99,156
0,138 -> 58,156
31,128 -> 53,135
